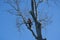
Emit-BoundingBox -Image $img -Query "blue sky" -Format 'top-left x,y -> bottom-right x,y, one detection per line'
0,0 -> 60,40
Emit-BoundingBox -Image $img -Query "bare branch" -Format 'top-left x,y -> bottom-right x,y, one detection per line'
7,9 -> 22,16
26,24 -> 37,39
18,11 -> 37,39
6,1 -> 17,10
34,0 -> 38,20
37,0 -> 43,7
30,0 -> 36,22
6,0 -> 54,40
19,14 -> 37,39
15,0 -> 20,11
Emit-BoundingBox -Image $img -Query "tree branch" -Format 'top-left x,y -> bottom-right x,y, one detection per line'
26,24 -> 37,39
37,0 -> 43,7
34,0 -> 38,20
6,1 -> 17,11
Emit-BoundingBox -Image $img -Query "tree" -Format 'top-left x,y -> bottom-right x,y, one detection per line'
5,0 -> 60,40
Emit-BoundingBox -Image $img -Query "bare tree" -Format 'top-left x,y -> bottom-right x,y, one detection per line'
5,0 -> 60,40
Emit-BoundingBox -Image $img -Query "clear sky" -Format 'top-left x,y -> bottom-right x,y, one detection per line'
0,0 -> 60,40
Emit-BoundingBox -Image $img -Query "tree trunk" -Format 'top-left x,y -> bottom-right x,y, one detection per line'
35,22 -> 46,40
35,21 -> 43,40
30,0 -> 46,40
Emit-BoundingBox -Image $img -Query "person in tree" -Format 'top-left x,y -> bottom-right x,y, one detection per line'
27,18 -> 32,29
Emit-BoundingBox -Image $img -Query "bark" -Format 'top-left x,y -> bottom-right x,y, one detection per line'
35,21 -> 42,40
35,21 -> 46,40
31,0 -> 46,40
31,0 -> 42,40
